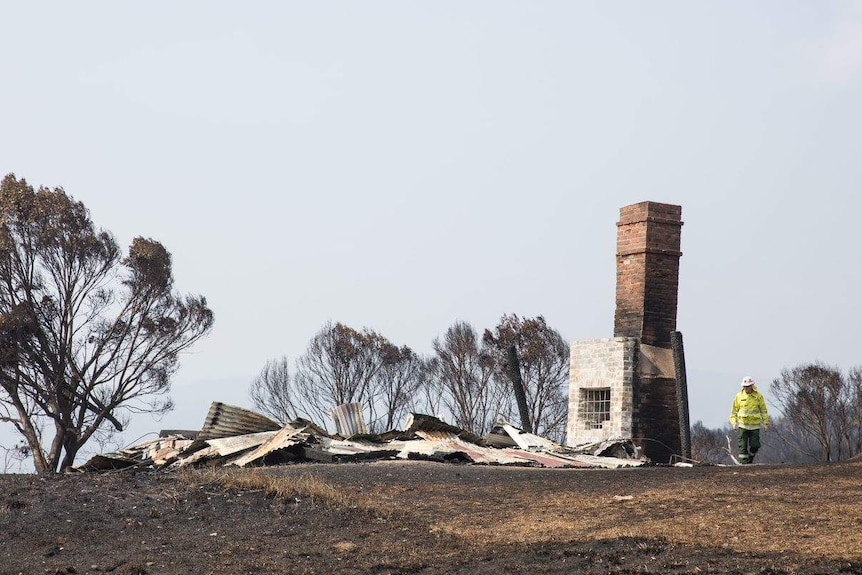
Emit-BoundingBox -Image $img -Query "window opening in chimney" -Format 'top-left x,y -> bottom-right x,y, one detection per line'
580,388 -> 611,430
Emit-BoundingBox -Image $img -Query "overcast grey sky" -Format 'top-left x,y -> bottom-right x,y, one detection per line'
2,2 -> 862,456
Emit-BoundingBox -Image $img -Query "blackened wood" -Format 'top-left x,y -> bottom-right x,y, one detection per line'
507,345 -> 532,433
671,331 -> 691,460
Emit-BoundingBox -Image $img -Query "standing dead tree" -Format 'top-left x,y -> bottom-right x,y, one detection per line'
0,174 -> 213,473
689,421 -> 732,464
483,314 -> 569,441
770,362 -> 862,462
292,322 -> 390,431
430,321 -> 503,436
505,344 -> 532,432
375,345 -> 426,432
249,355 -> 297,424
250,325 -> 426,433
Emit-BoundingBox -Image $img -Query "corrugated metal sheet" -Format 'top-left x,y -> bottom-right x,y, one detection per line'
143,438 -> 194,461
118,436 -> 163,458
158,429 -> 199,439
232,425 -> 308,467
501,448 -> 592,468
330,403 -> 367,436
171,445 -> 218,468
498,423 -> 560,451
198,402 -> 281,440
404,433 -> 526,465
414,430 -> 459,442
403,413 -> 485,445
290,417 -> 330,437
437,439 -> 499,464
205,431 -> 279,456
143,438 -> 194,466
483,427 -> 519,449
78,405 -> 648,471
389,439 -> 437,458
554,453 -> 645,468
325,439 -> 387,455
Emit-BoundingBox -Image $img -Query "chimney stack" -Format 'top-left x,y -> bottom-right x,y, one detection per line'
614,202 -> 683,348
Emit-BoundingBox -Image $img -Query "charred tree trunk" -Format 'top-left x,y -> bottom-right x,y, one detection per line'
671,331 -> 691,461
506,345 -> 532,433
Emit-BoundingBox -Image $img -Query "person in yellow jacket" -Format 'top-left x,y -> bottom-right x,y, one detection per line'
729,376 -> 770,464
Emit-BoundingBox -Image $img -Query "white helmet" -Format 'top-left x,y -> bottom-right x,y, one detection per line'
741,376 -> 755,387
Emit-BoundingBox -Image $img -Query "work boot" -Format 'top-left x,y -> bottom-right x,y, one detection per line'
748,453 -> 755,464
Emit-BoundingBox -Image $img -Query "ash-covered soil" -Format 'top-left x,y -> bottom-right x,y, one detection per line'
1,460 -> 861,575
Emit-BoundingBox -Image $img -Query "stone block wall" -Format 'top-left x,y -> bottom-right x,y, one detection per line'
567,338 -> 637,446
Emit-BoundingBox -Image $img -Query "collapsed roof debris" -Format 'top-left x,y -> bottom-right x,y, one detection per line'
198,402 -> 281,440
77,402 -> 646,472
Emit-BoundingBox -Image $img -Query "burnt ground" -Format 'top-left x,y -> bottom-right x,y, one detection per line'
1,459 -> 862,575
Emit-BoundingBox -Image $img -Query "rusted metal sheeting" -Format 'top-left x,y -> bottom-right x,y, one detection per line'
449,438 -> 531,465
437,439 -> 500,464
149,439 -> 195,466
331,403 -> 367,436
391,439 -> 438,459
501,449 -> 591,468
403,413 -> 485,445
398,438 -> 493,464
413,430 -> 459,442
413,431 -> 499,462
557,453 -> 645,468
80,405 -> 649,471
404,432 -> 526,465
198,402 -> 281,440
144,438 -> 194,461
290,417 -> 330,437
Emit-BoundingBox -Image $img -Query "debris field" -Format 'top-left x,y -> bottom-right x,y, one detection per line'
78,402 -> 645,473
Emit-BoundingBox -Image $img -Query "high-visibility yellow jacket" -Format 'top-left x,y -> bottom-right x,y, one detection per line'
730,389 -> 770,429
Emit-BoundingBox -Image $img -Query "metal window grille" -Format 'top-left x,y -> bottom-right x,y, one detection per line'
580,388 -> 611,430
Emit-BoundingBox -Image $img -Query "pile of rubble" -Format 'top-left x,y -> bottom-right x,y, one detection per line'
77,402 -> 646,472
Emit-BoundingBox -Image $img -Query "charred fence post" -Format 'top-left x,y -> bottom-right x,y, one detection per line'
671,331 -> 691,461
506,345 -> 532,433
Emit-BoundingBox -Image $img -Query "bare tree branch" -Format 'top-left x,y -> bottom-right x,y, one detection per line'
0,174 -> 213,473
431,321 -> 503,436
483,315 -> 569,440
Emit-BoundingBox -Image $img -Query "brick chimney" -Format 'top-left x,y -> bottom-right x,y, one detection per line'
614,202 -> 683,347
568,201 -> 686,463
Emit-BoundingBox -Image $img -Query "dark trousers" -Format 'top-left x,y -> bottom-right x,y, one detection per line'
737,428 -> 761,464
